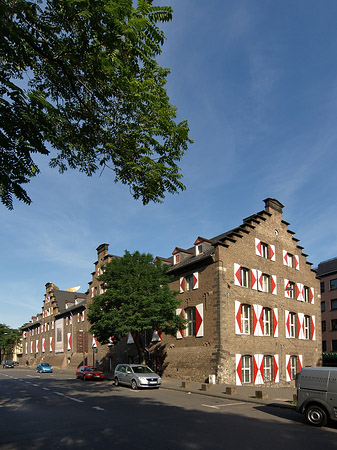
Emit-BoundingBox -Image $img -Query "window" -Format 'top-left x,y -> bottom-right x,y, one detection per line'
289,313 -> 296,338
174,254 -> 180,265
185,275 -> 194,291
262,274 -> 270,293
263,308 -> 271,336
321,301 -> 326,312
185,307 -> 196,336
332,340 -> 337,352
331,319 -> 337,331
241,305 -> 250,335
304,286 -> 310,303
197,244 -> 203,255
304,316 -> 310,340
261,242 -> 268,259
322,320 -> 326,332
290,356 -> 298,380
331,299 -> 337,311
320,282 -> 325,293
330,279 -> 337,290
322,341 -> 327,352
289,282 -> 295,299
288,254 -> 294,268
240,268 -> 249,288
264,355 -> 273,382
242,356 -> 252,383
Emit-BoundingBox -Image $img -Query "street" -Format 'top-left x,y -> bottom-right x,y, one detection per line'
0,368 -> 337,450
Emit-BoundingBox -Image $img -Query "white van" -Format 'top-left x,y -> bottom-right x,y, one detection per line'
296,367 -> 337,426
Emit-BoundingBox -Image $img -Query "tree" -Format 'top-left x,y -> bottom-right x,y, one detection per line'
0,323 -> 21,363
1,0 -> 192,209
87,250 -> 185,363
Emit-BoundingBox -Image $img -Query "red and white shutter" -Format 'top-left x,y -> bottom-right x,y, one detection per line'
273,308 -> 278,337
257,270 -> 263,291
234,263 -> 241,286
92,335 -> 99,347
310,287 -> 315,304
274,355 -> 279,383
91,287 -> 95,298
176,309 -> 184,339
52,321 -> 54,330
36,340 -> 39,353
25,342 -> 28,354
294,255 -> 300,270
297,313 -> 304,339
236,354 -> 242,386
195,303 -> 204,337
30,341 -> 33,354
286,355 -> 291,382
253,305 -> 263,337
283,250 -> 288,266
179,277 -> 185,293
66,317 -> 69,326
81,311 -> 85,322
254,354 -> 264,384
296,283 -> 304,301
67,333 -> 72,350
285,310 -> 290,338
77,313 -> 80,323
235,301 -> 242,334
311,316 -> 316,340
23,331 -> 27,339
284,279 -> 291,298
255,238 -> 262,257
271,275 -> 277,295
42,338 -> 45,353
251,269 -> 257,290
193,272 -> 199,290
49,337 -> 53,352
269,244 -> 276,261
298,355 -> 303,372
151,330 -> 162,342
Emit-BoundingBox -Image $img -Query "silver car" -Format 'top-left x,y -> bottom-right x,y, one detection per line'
114,364 -> 161,390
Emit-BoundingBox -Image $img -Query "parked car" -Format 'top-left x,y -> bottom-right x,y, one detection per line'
36,363 -> 53,373
76,366 -> 104,381
114,364 -> 161,390
3,361 -> 14,368
296,366 -> 337,427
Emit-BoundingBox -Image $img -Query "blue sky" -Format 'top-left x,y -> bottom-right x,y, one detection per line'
2,0 -> 337,329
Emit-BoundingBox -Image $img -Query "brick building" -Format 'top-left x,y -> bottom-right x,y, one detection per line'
20,198 -> 321,385
316,258 -> 337,353
150,198 -> 321,385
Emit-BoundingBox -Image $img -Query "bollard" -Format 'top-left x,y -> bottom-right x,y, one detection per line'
201,383 -> 210,391
255,390 -> 268,400
226,387 -> 237,395
181,381 -> 190,389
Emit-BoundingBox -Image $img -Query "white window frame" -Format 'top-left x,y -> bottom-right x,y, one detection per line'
240,268 -> 249,288
185,275 -> 194,291
241,305 -> 250,335
263,355 -> 273,382
304,316 -> 310,339
288,282 -> 295,299
263,308 -> 271,336
290,356 -> 298,380
261,242 -> 268,259
185,307 -> 196,336
304,286 -> 310,303
242,355 -> 252,383
289,313 -> 296,338
262,274 -> 270,293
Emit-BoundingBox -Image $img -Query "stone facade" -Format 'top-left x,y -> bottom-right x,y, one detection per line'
20,198 -> 321,386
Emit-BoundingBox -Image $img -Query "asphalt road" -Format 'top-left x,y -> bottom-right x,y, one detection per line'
1,368 -> 337,450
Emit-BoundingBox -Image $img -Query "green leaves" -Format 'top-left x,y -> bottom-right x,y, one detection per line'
1,0 -> 192,209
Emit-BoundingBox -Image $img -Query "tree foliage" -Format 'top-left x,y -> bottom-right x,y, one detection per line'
1,0 -> 192,209
0,323 -> 21,361
87,250 -> 185,362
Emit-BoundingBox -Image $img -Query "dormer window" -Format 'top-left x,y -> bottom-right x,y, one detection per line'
196,244 -> 203,255
174,254 -> 180,265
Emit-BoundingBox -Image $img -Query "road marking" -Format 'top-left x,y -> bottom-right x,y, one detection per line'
54,392 -> 65,396
32,383 -> 39,386
93,406 -> 104,411
42,387 -> 50,391
202,402 -> 247,409
67,397 -> 84,403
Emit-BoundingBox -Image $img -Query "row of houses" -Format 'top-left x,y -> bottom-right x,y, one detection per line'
21,198 -> 322,386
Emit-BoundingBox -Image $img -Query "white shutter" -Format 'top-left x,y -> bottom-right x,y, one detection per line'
176,309 -> 184,339
67,332 -> 71,350
274,355 -> 279,383
311,316 -> 316,340
286,355 -> 291,382
236,354 -> 242,386
284,279 -> 290,298
273,308 -> 278,337
234,263 -> 241,286
285,310 -> 290,338
251,269 -> 257,290
283,250 -> 288,266
257,270 -> 263,291
310,287 -> 315,304
253,305 -> 262,337
271,275 -> 277,295
255,238 -> 262,256
297,313 -> 304,339
294,255 -> 300,270
193,272 -> 199,290
296,283 -> 304,301
179,277 -> 185,293
269,244 -> 276,261
298,355 -> 303,372
235,301 -> 241,334
196,303 -> 204,337
254,354 -> 264,385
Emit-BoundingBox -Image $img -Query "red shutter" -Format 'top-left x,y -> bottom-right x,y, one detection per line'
193,272 -> 199,289
234,263 -> 241,286
180,277 -> 185,293
195,303 -> 204,337
269,244 -> 275,261
271,275 -> 277,295
311,316 -> 316,340
251,269 -> 257,290
273,308 -> 278,337
236,355 -> 242,386
255,238 -> 262,256
235,301 -> 241,334
176,309 -> 184,339
274,355 -> 279,382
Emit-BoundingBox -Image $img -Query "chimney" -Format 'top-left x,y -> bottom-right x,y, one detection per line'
264,198 -> 284,215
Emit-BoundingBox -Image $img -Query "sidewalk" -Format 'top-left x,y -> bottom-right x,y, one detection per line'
160,378 -> 297,409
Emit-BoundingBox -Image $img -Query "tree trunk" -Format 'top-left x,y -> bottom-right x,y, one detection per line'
133,332 -> 146,364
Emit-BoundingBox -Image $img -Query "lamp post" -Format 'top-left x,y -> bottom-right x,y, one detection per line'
92,344 -> 97,367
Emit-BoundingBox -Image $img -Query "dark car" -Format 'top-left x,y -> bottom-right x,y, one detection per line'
3,361 -> 14,368
76,366 -> 104,381
36,362 -> 53,373
114,364 -> 161,390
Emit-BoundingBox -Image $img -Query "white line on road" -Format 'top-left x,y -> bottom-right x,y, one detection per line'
42,387 -> 50,391
67,397 -> 84,403
32,384 -> 39,386
202,402 -> 247,409
54,392 -> 65,396
93,406 -> 104,411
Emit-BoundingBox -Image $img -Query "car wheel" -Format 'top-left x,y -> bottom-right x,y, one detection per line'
114,377 -> 119,386
131,379 -> 138,390
305,405 -> 328,427
82,375 -> 86,381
